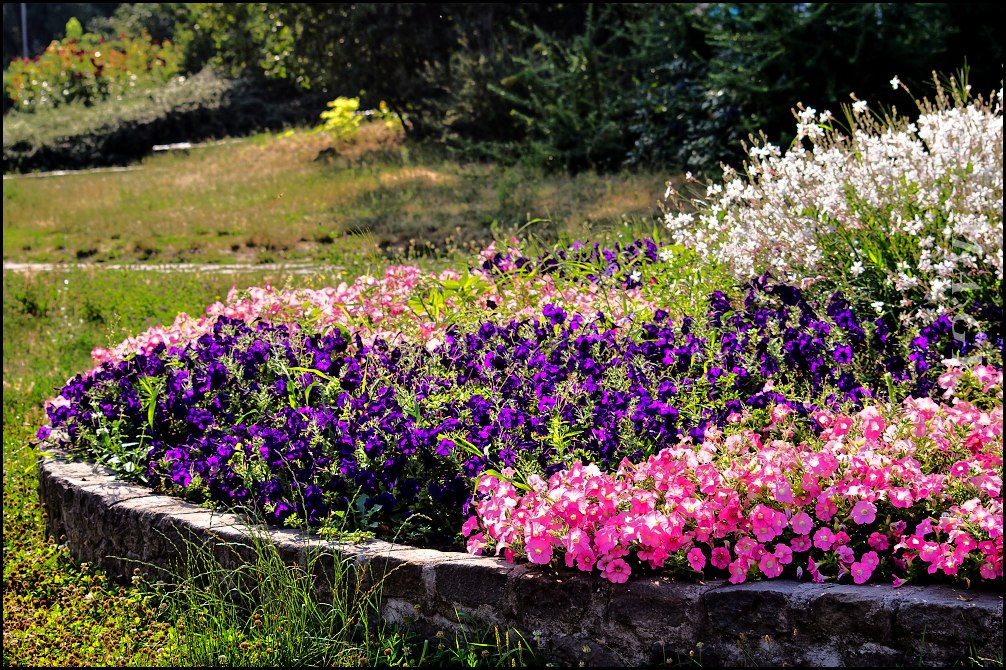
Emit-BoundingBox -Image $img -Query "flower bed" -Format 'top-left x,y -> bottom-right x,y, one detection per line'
467,370 -> 1003,587
35,76 -> 1002,593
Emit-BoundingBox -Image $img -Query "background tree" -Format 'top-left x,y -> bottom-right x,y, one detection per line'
6,3 -> 1001,175
3,3 -> 118,63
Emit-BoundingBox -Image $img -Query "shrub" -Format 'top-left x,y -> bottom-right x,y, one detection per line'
664,75 -> 1003,323
2,68 -> 327,173
314,97 -> 404,142
481,5 -> 639,172
5,29 -> 182,112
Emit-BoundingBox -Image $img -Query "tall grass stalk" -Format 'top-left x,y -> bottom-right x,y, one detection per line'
141,524 -> 380,667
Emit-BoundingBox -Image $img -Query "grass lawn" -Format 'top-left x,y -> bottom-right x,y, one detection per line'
3,122 -> 669,265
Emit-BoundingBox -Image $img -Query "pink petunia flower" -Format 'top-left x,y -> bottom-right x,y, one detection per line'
859,407 -> 886,441
831,416 -> 854,437
728,558 -> 750,584
850,561 -> 873,584
813,527 -> 836,551
603,558 -> 631,584
461,515 -> 481,537
467,533 -> 487,555
790,511 -> 814,535
774,543 -> 794,565
525,534 -> 554,565
759,552 -> 784,578
790,536 -> 812,553
687,547 -> 707,572
835,545 -> 856,564
868,532 -> 890,551
850,500 -> 877,525
807,557 -> 824,583
711,546 -> 731,570
949,460 -> 971,477
815,496 -> 838,521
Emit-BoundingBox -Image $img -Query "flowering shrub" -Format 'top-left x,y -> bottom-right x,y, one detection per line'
465,365 -> 1003,588
38,256 -> 992,556
664,77 -> 1003,319
5,31 -> 181,112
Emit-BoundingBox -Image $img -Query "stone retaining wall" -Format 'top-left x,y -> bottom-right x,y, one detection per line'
38,450 -> 1003,667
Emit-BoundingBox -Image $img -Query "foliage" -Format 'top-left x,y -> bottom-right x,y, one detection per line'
149,530 -> 381,666
317,97 -> 363,141
2,67 -> 326,173
5,26 -> 182,112
619,4 -> 741,175
187,2 -> 998,176
138,525 -> 542,667
86,3 -> 219,75
14,4 -> 998,175
2,3 -> 120,65
684,3 -> 1004,170
477,4 -> 640,172
175,3 -> 590,139
315,97 -> 404,143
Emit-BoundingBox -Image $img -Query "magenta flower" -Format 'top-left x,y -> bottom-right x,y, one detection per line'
813,527 -> 836,551
835,545 -> 856,564
461,515 -> 480,537
759,552 -> 784,578
888,487 -> 914,509
850,500 -> 877,525
603,558 -> 631,584
687,547 -> 707,572
867,532 -> 890,551
790,511 -> 814,535
467,532 -> 487,555
918,541 -> 942,563
728,558 -> 749,584
815,496 -> 838,521
710,546 -> 731,570
814,409 -> 834,429
950,460 -> 970,477
850,561 -> 873,584
831,416 -> 854,437
525,534 -> 554,565
860,407 -> 886,441
790,535 -> 812,553
807,557 -> 824,583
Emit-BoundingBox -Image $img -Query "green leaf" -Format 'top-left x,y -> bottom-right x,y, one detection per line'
288,366 -> 334,382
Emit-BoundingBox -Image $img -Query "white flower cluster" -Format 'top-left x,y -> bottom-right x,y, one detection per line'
664,81 -> 1003,311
